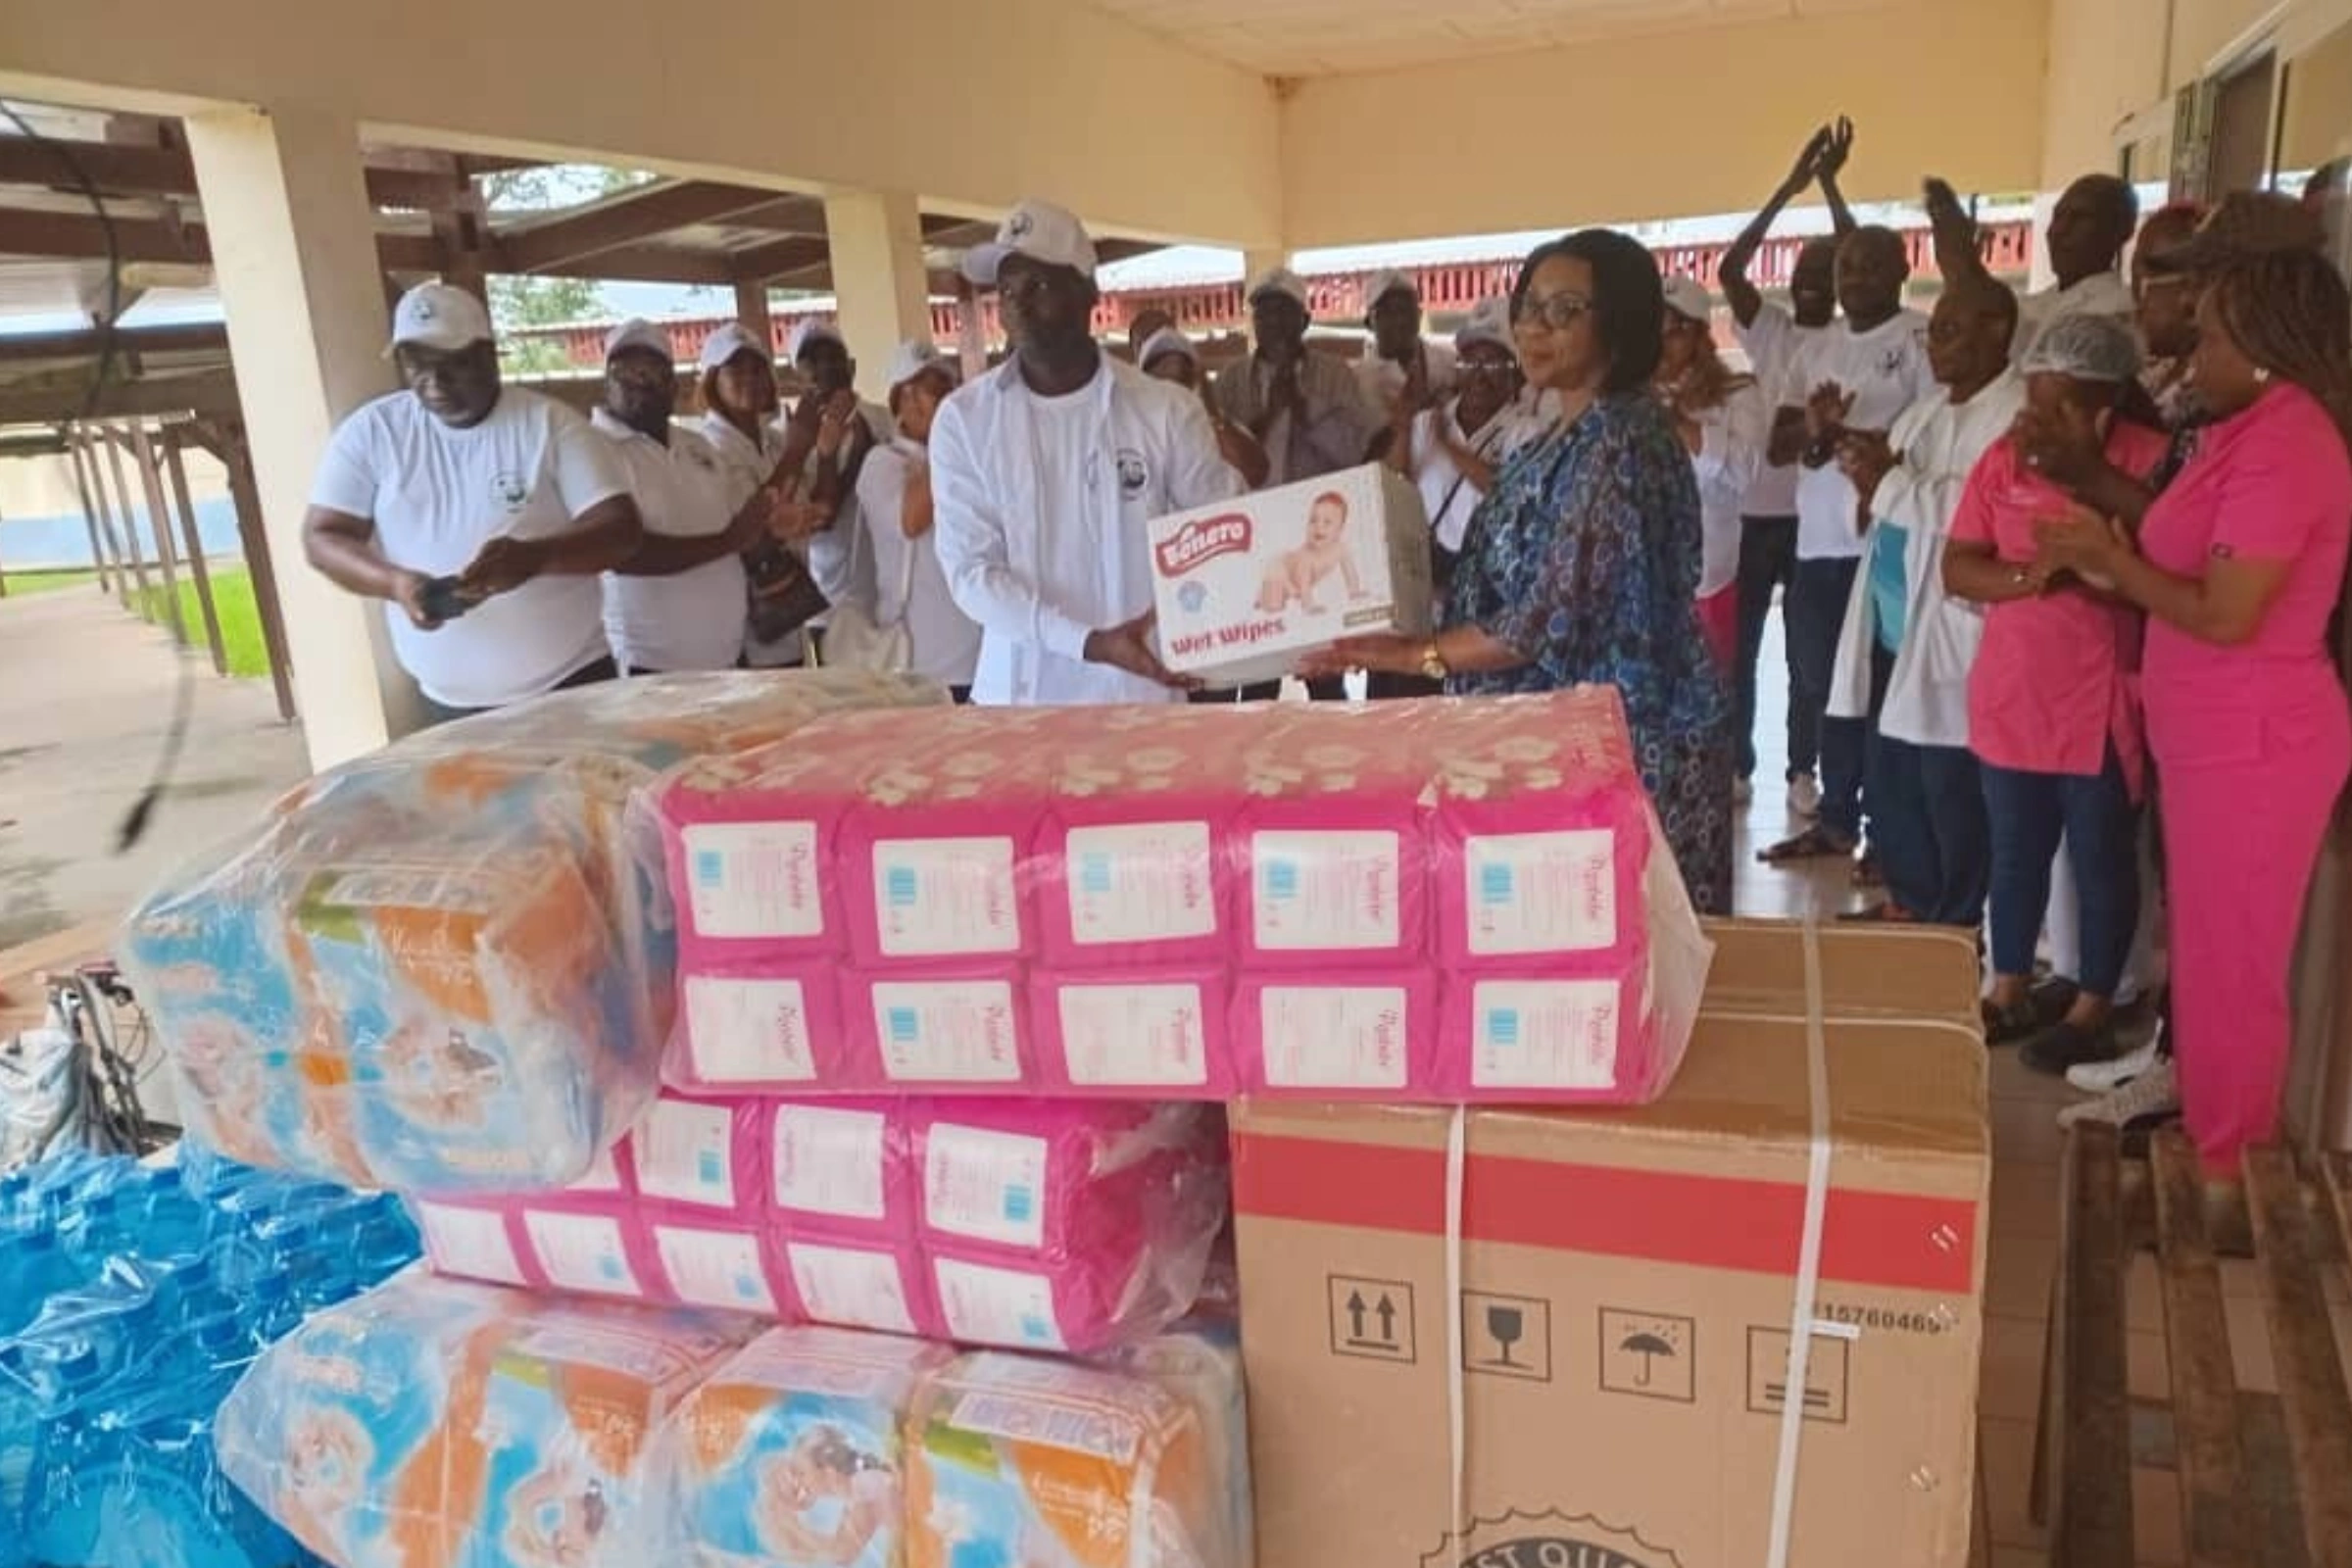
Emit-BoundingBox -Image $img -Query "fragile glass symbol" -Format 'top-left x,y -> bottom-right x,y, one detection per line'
1485,1304 -> 1526,1366
1618,1330 -> 1678,1386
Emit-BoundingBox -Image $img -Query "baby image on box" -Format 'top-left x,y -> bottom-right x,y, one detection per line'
1254,491 -> 1369,617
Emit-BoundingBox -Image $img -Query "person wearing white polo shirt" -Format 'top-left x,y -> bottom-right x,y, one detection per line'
303,282 -> 642,719
932,198 -> 1243,706
592,318 -> 780,673
1354,268 -> 1457,420
783,319 -> 893,631
695,322 -> 821,668
853,341 -> 983,700
1758,226 -> 1932,869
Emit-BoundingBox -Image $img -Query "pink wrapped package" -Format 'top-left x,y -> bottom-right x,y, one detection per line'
670,958 -> 852,1092
1029,967 -> 1236,1096
1230,706 -> 1432,971
409,1093 -> 1229,1353
839,964 -> 1036,1091
1035,706 -> 1255,969
1229,969 -> 1441,1099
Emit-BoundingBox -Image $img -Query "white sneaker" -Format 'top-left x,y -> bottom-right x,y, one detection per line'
2066,1024 -> 2162,1093
1733,777 -> 1755,807
1787,772 -> 1822,818
2057,1058 -> 2179,1129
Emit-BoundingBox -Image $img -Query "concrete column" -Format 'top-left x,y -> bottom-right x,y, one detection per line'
822,190 -> 933,402
182,101 -> 417,768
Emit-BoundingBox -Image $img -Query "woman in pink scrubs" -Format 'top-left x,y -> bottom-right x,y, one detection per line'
2036,250 -> 2352,1175
1944,315 -> 2171,1071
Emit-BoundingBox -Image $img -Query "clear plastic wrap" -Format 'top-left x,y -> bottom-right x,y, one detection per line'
0,1149 -> 418,1568
654,687 -> 1711,1103
121,670 -> 948,1193
409,1094 -> 1229,1353
212,1266 -> 756,1568
219,1279 -> 1253,1568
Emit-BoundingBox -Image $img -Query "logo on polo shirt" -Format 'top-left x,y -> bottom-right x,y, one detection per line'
1115,448 -> 1149,498
1154,514 -> 1251,577
492,472 -> 529,512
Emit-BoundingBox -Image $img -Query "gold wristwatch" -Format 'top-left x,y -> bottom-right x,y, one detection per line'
1418,640 -> 1449,681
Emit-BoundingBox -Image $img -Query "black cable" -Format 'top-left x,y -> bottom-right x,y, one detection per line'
3,101 -> 193,851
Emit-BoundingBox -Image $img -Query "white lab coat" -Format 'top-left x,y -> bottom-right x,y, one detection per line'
1827,370 -> 2025,748
931,354 -> 1243,706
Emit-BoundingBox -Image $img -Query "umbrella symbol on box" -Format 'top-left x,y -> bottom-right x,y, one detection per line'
1618,1331 -> 1677,1386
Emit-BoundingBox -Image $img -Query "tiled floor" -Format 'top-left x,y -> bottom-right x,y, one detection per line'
1730,613 -> 2352,1568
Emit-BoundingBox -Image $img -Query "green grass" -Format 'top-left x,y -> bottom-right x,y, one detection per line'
5,564 -> 270,678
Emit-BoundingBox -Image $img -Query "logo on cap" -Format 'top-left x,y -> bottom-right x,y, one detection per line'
1006,210 -> 1035,241
416,299 -> 437,321
1155,514 -> 1251,577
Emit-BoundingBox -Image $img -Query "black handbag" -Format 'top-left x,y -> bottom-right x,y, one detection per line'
744,539 -> 830,642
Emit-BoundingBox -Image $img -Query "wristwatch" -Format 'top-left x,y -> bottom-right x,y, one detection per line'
1418,641 -> 1450,681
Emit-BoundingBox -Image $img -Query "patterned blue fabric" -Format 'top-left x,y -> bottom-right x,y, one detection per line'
1445,392 -> 1735,912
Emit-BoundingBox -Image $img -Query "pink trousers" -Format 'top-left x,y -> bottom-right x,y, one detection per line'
2157,695 -> 2349,1174
1695,585 -> 1737,674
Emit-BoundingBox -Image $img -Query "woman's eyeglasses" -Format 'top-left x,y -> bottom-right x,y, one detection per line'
1515,291 -> 1592,331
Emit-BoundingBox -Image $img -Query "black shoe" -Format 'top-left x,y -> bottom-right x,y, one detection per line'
1982,999 -> 2040,1047
2028,975 -> 2081,1029
2022,1019 -> 2120,1077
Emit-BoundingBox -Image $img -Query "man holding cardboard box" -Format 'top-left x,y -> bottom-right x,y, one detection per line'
932,199 -> 1244,706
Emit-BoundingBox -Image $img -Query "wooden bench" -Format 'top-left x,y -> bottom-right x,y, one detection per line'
2034,1124 -> 2352,1567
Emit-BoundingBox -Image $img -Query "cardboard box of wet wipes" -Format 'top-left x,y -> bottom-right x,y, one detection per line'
1151,463 -> 1435,687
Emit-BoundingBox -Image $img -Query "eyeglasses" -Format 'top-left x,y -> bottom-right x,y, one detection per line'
1515,291 -> 1592,331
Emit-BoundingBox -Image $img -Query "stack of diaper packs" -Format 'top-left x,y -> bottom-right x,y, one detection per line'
657,686 -> 1712,1103
214,1269 -> 1250,1568
407,1094 -> 1228,1353
122,670 -> 947,1191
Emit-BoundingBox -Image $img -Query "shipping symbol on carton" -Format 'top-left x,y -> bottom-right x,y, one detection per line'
1596,1308 -> 1696,1404
1463,1291 -> 1551,1383
1327,1274 -> 1415,1363
1420,1507 -> 1686,1568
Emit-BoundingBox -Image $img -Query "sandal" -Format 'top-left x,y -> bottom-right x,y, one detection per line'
2022,1019 -> 2121,1077
1756,825 -> 1858,865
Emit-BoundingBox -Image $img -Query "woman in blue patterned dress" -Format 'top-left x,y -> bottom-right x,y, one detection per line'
1303,229 -> 1735,912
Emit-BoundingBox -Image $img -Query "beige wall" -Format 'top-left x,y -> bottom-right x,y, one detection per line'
1279,0 -> 2051,247
0,0 -> 1284,249
2279,20 -> 2352,168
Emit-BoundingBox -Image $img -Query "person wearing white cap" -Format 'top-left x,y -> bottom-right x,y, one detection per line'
1355,268 -> 1456,421
1369,296 -> 1526,700
303,281 -> 643,718
1138,327 -> 1270,489
1654,275 -> 1767,677
695,321 -> 823,668
849,341 -> 983,699
591,319 -> 796,673
931,198 -> 1243,706
1211,266 -> 1382,489
781,318 -> 893,635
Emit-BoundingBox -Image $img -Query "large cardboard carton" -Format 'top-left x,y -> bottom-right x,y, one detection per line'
1232,920 -> 1988,1568
1150,462 -> 1434,686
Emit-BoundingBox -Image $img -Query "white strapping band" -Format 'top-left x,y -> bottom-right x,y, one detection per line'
1763,920 -> 1837,1568
1444,1103 -> 1468,1558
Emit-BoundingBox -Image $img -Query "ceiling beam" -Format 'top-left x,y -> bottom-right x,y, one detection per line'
496,181 -> 795,272
0,369 -> 240,425
522,244 -> 741,286
0,322 -> 227,364
0,136 -> 475,211
731,234 -> 831,283
0,207 -> 451,276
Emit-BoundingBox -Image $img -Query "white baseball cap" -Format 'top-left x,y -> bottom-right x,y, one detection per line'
1453,298 -> 1516,358
1137,326 -> 1200,371
961,199 -> 1100,285
886,339 -> 960,392
1363,268 -> 1419,311
1247,267 -> 1311,311
787,318 -> 847,361
388,282 -> 494,353
1661,274 -> 1714,324
697,321 -> 769,374
603,318 -> 672,363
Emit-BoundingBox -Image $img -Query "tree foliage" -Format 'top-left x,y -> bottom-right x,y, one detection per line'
477,166 -> 651,372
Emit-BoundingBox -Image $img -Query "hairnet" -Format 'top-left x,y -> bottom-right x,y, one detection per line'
2019,313 -> 2143,383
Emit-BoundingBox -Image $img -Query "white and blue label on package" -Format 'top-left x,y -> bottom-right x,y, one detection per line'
1262,856 -> 1300,903
1250,829 -> 1402,951
933,1256 -> 1065,1351
1079,853 -> 1114,897
1480,861 -> 1514,906
870,837 -> 1021,957
653,1225 -> 776,1313
678,822 -> 824,941
522,1210 -> 642,1298
869,980 -> 1022,1084
1463,829 -> 1619,956
924,1124 -> 1050,1250
1469,978 -> 1622,1090
635,1099 -> 738,1209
